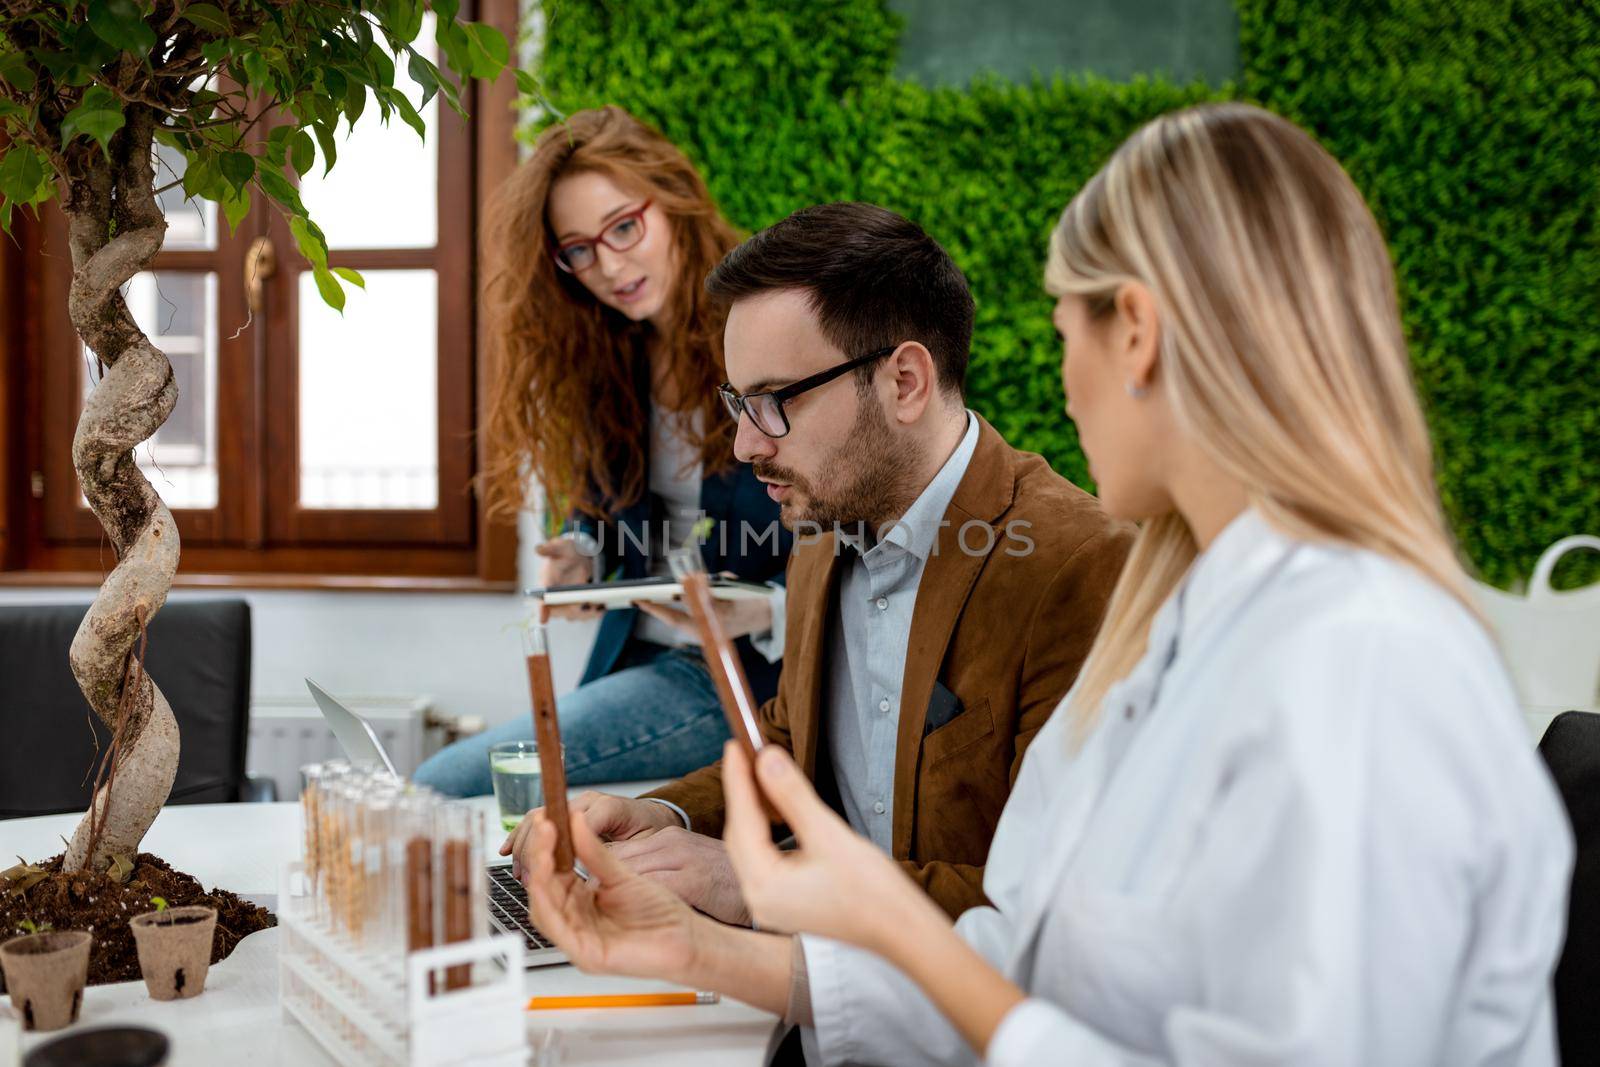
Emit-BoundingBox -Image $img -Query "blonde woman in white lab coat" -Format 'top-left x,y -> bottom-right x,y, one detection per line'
515,102 -> 1574,1066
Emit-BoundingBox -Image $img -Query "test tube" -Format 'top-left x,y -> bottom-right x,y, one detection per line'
300,763 -> 325,913
436,801 -> 483,990
402,791 -> 438,987
522,621 -> 574,872
667,547 -> 765,758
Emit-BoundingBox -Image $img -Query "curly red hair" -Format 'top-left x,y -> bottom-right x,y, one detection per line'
479,107 -> 741,520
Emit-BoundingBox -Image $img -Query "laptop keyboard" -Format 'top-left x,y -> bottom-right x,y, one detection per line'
487,865 -> 557,951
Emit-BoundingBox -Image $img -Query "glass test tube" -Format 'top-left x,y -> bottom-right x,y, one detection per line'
667,547 -> 765,757
437,801 -> 483,990
523,621 -> 574,872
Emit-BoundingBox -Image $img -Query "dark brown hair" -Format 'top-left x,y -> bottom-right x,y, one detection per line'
479,106 -> 741,519
705,202 -> 974,395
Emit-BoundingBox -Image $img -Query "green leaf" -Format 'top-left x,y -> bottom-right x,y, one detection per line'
289,130 -> 314,177
60,85 -> 125,157
289,214 -> 327,270
407,50 -> 440,107
0,52 -> 36,93
255,166 -> 305,215
388,89 -> 426,140
311,266 -> 346,312
311,121 -> 337,176
179,3 -> 231,35
332,266 -> 365,289
461,22 -> 509,80
366,48 -> 396,92
343,79 -> 367,127
181,153 -> 220,201
435,21 -> 472,77
241,51 -> 269,90
219,151 -> 254,194
219,184 -> 250,232
384,0 -> 425,44
513,69 -> 539,97
87,0 -> 157,55
321,67 -> 347,103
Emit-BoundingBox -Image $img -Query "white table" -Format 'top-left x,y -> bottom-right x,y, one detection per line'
0,797 -> 780,1066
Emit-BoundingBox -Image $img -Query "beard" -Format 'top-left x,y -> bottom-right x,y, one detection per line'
754,392 -> 921,536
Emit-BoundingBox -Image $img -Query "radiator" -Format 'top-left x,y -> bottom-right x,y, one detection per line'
247,694 -> 435,800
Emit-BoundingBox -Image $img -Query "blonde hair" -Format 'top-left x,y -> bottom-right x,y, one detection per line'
1046,103 -> 1476,733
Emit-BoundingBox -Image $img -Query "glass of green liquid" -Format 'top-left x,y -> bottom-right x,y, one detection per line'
489,740 -> 563,833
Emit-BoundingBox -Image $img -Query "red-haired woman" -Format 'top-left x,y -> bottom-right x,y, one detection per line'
415,107 -> 790,796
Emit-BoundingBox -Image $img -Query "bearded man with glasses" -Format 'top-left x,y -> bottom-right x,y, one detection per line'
506,202 -> 1133,922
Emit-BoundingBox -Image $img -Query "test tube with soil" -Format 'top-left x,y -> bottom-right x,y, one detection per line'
667,548 -> 765,759
403,792 -> 438,988
522,621 -> 574,872
436,802 -> 483,990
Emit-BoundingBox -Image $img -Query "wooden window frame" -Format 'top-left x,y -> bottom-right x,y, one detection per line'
0,1 -> 519,591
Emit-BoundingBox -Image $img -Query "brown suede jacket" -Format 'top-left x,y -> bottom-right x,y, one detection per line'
645,415 -> 1134,917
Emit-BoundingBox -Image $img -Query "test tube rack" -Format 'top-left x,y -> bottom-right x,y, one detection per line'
278,862 -> 527,1067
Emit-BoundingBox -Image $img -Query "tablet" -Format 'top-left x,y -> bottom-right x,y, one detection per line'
527,576 -> 775,608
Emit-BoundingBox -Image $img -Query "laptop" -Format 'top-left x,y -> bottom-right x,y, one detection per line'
305,679 -> 569,968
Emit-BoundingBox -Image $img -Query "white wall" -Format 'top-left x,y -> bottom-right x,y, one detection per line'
0,512 -> 598,725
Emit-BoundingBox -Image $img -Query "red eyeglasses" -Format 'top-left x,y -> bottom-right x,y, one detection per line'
551,200 -> 653,273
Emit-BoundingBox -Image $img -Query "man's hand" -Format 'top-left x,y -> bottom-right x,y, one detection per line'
518,808 -> 706,982
534,537 -> 602,621
634,586 -> 773,641
501,791 -> 683,878
609,826 -> 751,926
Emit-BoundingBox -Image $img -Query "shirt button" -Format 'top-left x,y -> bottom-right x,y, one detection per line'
873,800 -> 886,815
875,597 -> 888,611
878,697 -> 891,713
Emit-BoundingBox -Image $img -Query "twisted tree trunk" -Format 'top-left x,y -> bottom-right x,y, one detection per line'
58,104 -> 182,874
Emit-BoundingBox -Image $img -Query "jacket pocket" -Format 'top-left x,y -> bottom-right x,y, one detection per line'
922,696 -> 995,765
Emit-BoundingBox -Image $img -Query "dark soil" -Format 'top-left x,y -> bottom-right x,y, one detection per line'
0,853 -> 275,988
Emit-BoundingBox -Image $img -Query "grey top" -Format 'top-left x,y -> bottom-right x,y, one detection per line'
636,406 -> 705,649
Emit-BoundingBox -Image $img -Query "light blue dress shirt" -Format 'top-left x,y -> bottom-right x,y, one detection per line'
826,412 -> 979,849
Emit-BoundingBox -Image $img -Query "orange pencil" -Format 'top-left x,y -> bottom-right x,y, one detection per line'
526,991 -> 719,1010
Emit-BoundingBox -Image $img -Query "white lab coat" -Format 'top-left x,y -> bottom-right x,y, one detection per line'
803,509 -> 1573,1067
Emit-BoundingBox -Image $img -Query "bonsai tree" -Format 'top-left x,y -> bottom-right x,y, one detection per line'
0,1 -> 533,874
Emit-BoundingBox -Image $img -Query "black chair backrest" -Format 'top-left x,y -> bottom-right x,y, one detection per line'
1537,709 -> 1600,1066
0,599 -> 252,818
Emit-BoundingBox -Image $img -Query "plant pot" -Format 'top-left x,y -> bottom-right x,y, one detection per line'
0,930 -> 92,1032
128,907 -> 216,1001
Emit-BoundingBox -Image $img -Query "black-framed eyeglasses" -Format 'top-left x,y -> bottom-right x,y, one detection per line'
551,199 -> 653,273
717,345 -> 898,438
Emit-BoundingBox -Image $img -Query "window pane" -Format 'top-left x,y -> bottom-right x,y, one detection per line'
153,143 -> 217,251
297,269 -> 438,509
297,15 -> 438,249
82,272 -> 219,510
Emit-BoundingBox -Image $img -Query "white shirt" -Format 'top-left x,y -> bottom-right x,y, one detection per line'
802,509 -> 1573,1067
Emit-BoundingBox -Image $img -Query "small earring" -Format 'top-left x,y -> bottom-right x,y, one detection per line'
1125,381 -> 1148,399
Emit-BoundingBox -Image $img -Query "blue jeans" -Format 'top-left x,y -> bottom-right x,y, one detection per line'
412,642 -> 731,797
